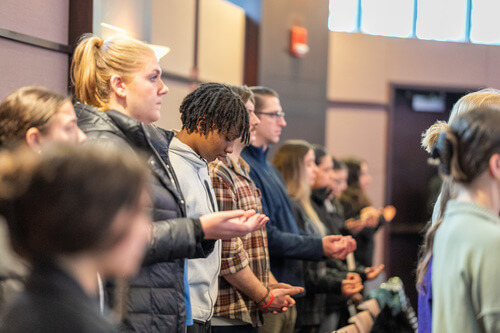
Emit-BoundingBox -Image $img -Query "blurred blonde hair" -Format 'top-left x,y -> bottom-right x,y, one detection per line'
421,88 -> 500,153
71,34 -> 155,111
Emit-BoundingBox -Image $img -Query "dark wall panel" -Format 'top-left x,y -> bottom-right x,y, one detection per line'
259,0 -> 329,155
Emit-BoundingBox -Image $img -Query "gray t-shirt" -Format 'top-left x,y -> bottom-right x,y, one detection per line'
432,200 -> 500,332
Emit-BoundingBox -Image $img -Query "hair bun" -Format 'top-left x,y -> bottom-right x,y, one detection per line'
435,131 -> 453,176
422,121 -> 449,154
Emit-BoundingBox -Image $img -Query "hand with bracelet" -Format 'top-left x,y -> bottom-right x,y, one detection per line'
256,277 -> 304,314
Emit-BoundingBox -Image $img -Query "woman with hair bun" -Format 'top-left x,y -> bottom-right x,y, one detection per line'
0,144 -> 151,332
416,89 -> 500,332
430,107 -> 500,332
421,88 -> 500,225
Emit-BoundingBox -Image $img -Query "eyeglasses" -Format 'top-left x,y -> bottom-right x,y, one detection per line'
255,111 -> 286,120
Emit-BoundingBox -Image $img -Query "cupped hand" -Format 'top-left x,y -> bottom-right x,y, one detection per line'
322,235 -> 356,259
345,218 -> 366,234
341,279 -> 364,298
382,205 -> 396,222
365,264 -> 385,280
200,210 -> 268,240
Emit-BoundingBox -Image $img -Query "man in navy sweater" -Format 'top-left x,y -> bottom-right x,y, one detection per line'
241,86 -> 356,333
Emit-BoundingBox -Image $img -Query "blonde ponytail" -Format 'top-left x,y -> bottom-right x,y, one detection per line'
71,34 -> 155,111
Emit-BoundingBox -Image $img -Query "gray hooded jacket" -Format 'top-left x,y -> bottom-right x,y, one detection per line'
169,137 -> 221,323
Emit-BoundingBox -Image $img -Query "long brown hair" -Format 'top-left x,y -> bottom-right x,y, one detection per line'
339,158 -> 372,219
273,140 -> 327,236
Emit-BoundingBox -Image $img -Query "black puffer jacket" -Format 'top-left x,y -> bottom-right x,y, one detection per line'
75,103 -> 213,333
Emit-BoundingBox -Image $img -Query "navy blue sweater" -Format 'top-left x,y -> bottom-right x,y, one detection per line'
241,145 -> 323,291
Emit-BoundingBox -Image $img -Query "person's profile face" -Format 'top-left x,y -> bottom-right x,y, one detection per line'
246,100 -> 260,145
359,162 -> 372,191
313,155 -> 333,190
303,149 -> 317,187
42,101 -> 86,144
124,54 -> 169,124
332,169 -> 348,197
254,96 -> 286,146
197,129 -> 239,162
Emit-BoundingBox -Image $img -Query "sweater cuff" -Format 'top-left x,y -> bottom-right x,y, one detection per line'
192,218 -> 204,243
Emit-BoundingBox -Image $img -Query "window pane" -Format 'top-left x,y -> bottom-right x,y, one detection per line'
470,0 -> 500,45
329,0 -> 359,32
416,0 -> 467,42
360,0 -> 414,38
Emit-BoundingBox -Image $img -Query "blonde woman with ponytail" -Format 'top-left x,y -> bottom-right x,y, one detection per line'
71,34 -> 263,333
417,89 -> 500,332
273,140 -> 360,332
430,108 -> 500,332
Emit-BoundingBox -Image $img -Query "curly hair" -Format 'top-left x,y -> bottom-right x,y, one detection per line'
179,82 -> 250,144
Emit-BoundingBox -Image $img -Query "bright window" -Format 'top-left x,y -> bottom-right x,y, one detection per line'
329,0 -> 500,45
416,0 -> 467,42
470,0 -> 500,44
361,0 -> 414,38
328,0 -> 359,32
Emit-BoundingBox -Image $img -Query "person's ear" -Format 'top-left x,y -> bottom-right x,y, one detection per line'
25,127 -> 43,151
490,153 -> 500,180
110,75 -> 127,98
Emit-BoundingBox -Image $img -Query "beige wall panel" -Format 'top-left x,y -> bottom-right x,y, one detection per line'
152,0 -> 195,77
485,47 -> 500,89
0,0 -> 69,44
325,107 -> 387,209
386,37 -> 488,88
0,39 -> 68,100
198,0 -> 245,85
326,107 -> 388,266
154,80 -> 191,131
328,32 -> 389,104
327,32 -> 500,104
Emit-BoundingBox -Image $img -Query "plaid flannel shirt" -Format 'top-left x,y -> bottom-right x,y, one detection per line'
208,156 -> 270,326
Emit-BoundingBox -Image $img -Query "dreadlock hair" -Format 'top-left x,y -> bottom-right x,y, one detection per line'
179,82 -> 250,145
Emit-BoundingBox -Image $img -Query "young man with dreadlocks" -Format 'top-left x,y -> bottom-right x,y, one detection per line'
169,83 -> 268,333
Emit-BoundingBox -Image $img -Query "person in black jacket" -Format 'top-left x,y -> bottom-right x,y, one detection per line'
339,158 -> 395,267
310,146 -> 384,331
0,143 -> 151,332
71,33 -> 263,333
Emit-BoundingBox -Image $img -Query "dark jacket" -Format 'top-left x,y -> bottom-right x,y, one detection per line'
291,201 -> 346,328
0,221 -> 27,317
75,103 -> 212,333
310,188 -> 368,315
241,145 -> 323,291
339,188 -> 384,267
0,259 -> 118,333
311,188 -> 348,236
